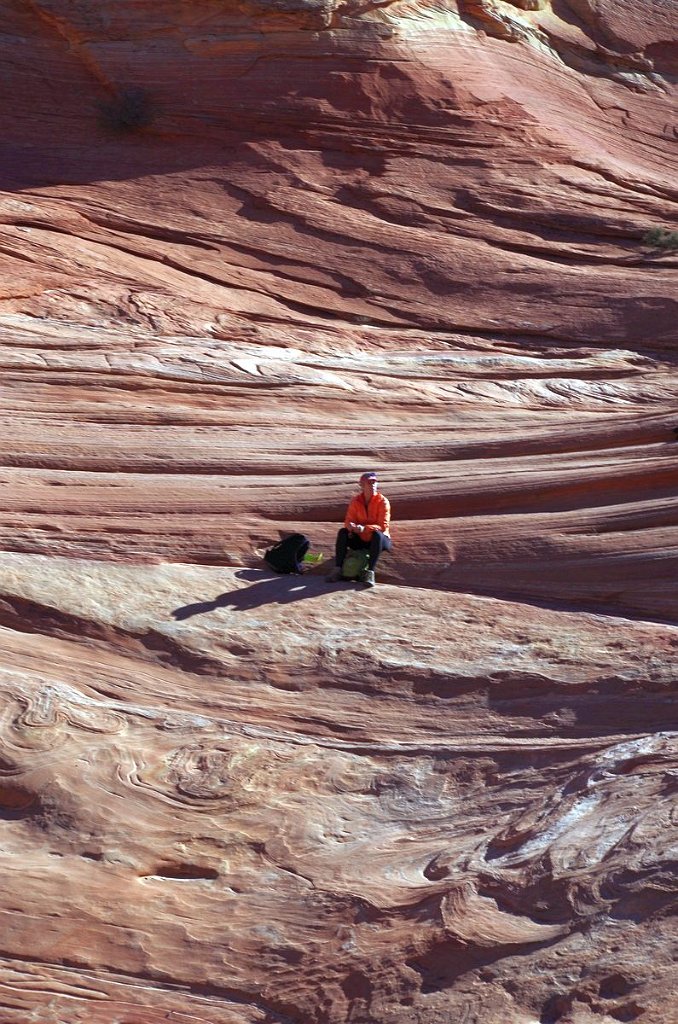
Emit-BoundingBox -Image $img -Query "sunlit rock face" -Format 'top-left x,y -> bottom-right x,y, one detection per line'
0,2 -> 677,1023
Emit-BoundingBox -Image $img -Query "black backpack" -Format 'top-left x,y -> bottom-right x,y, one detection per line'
264,533 -> 310,575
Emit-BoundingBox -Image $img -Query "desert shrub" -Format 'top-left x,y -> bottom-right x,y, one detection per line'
97,87 -> 154,133
643,227 -> 678,250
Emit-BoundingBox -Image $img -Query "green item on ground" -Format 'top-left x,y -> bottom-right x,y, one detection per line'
341,549 -> 369,580
303,551 -> 324,565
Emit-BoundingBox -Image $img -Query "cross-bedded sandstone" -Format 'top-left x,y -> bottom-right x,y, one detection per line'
0,2 -> 676,1022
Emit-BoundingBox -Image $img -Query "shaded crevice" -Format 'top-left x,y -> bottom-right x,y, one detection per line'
0,594 -> 226,676
408,930 -> 564,995
142,862 -> 219,881
0,781 -> 41,820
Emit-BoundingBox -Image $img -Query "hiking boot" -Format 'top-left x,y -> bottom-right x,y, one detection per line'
360,569 -> 376,587
327,568 -> 343,583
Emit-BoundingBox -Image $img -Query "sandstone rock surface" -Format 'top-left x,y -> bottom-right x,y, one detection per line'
0,1 -> 677,1022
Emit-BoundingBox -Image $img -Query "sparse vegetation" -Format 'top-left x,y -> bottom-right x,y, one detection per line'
97,87 -> 154,134
642,227 -> 678,250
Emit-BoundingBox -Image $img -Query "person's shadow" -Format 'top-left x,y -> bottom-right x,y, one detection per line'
171,569 -> 333,620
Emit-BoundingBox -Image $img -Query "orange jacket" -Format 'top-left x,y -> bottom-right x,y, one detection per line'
344,492 -> 391,542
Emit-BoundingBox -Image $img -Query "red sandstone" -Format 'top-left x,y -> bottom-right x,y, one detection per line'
0,2 -> 676,1022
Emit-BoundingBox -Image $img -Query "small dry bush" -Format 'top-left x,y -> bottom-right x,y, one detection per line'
643,227 -> 678,250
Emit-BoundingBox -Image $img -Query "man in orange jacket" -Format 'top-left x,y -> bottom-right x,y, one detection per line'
328,471 -> 392,587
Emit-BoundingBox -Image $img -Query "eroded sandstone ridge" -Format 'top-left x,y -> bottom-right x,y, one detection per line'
0,2 -> 677,1022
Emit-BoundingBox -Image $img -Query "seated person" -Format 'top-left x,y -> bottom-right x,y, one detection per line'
328,471 -> 392,587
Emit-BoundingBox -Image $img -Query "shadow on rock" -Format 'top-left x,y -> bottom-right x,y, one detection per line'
171,569 -> 330,619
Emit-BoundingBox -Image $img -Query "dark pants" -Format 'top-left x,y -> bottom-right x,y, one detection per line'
335,528 -> 392,571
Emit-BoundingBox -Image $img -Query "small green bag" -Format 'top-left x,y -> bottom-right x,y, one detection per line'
341,549 -> 370,580
303,551 -> 324,566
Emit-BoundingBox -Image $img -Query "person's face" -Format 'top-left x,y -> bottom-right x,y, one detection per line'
360,476 -> 378,499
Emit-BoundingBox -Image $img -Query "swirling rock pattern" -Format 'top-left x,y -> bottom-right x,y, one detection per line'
0,1 -> 676,1022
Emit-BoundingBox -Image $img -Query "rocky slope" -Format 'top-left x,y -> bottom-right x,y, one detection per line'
0,2 -> 677,1022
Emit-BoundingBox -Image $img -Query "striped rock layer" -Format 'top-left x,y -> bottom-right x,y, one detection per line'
0,2 -> 676,1023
